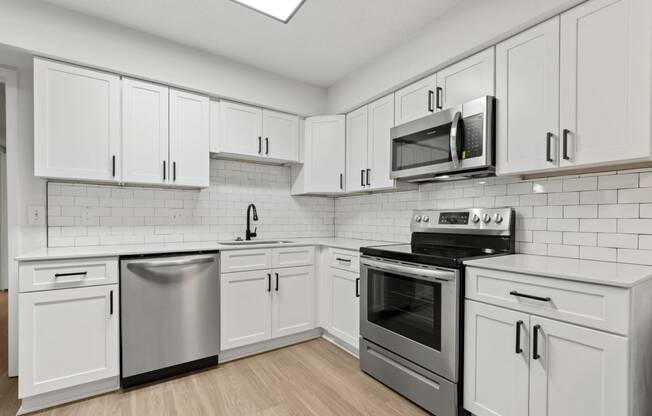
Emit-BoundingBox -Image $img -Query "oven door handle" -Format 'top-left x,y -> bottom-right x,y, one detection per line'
449,111 -> 462,169
361,258 -> 455,282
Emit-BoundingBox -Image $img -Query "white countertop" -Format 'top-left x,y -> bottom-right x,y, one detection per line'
16,237 -> 396,262
464,254 -> 652,288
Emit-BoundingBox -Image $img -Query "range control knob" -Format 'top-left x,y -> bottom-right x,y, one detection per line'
422,216 -> 430,223
482,213 -> 492,224
415,216 -> 422,223
494,213 -> 504,224
472,214 -> 481,224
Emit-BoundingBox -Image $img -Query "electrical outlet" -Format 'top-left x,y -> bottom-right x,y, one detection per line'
80,207 -> 94,225
28,206 -> 46,225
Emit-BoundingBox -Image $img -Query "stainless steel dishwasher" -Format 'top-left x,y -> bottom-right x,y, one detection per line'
120,253 -> 220,387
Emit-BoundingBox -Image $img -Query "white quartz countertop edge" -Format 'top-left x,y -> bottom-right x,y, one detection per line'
464,254 -> 652,288
16,238 -> 398,262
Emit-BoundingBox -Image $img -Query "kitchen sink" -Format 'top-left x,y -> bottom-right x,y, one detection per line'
219,240 -> 294,246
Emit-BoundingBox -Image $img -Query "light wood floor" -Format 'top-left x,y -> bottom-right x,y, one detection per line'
0,291 -> 429,416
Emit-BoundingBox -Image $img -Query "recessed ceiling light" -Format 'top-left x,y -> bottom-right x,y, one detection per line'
230,0 -> 306,23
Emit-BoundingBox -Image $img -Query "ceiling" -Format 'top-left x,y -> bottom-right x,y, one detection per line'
41,0 -> 462,86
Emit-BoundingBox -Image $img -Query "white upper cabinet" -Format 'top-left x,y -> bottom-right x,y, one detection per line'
209,100 -> 220,154
394,73 -> 437,125
496,18 -> 560,176
367,94 -> 396,190
559,0 -> 652,169
262,109 -> 299,162
345,106 -> 369,192
169,88 -> 210,188
293,115 -> 346,194
34,58 -> 121,182
122,78 -> 169,185
219,101 -> 263,157
436,47 -> 495,109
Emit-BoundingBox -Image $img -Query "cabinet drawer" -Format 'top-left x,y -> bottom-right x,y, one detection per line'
465,267 -> 630,335
272,246 -> 314,268
221,249 -> 272,273
19,257 -> 119,293
330,249 -> 360,272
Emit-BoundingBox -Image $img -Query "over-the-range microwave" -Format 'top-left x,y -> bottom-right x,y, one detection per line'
390,96 -> 495,182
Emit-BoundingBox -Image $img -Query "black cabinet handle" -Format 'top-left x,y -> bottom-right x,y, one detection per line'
546,133 -> 554,163
265,138 -> 269,155
436,87 -> 443,110
510,291 -> 551,302
533,324 -> 541,360
360,170 -> 365,187
562,129 -> 570,160
110,290 -> 114,315
173,162 -> 176,181
335,257 -> 351,263
355,277 -> 360,298
366,169 -> 371,186
339,173 -> 343,190
275,273 -> 279,291
267,273 -> 271,292
163,160 -> 166,180
258,136 -> 262,154
54,271 -> 87,278
515,320 -> 523,354
112,155 -> 116,177
428,90 -> 435,112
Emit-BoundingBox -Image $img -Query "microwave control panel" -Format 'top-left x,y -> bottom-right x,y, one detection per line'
462,114 -> 484,159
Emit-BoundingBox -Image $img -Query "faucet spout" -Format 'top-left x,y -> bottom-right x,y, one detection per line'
246,204 -> 258,240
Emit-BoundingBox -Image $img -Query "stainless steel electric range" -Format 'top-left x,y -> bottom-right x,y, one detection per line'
359,208 -> 515,416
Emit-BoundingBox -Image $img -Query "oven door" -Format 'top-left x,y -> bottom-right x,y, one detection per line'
390,96 -> 493,181
360,256 -> 459,382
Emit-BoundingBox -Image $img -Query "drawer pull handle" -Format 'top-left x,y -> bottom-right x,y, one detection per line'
335,258 -> 352,263
509,291 -> 551,302
54,271 -> 87,278
515,320 -> 523,354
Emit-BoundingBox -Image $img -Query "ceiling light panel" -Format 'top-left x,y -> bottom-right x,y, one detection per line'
231,0 -> 305,23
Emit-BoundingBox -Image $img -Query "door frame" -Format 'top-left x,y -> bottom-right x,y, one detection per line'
0,67 -> 19,377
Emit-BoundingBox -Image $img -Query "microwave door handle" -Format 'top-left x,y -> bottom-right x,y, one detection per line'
449,111 -> 462,169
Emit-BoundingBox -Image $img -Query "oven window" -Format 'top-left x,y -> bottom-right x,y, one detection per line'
392,122 -> 452,171
367,268 -> 442,351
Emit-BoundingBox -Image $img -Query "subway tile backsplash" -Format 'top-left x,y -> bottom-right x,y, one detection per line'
47,161 -> 652,266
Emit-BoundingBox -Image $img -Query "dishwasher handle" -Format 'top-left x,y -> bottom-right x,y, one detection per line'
127,255 -> 216,269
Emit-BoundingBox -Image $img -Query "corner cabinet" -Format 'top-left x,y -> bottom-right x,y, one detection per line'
34,58 -> 121,182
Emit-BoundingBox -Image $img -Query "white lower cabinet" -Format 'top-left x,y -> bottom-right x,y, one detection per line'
19,284 -> 119,398
272,266 -> 315,338
328,267 -> 360,349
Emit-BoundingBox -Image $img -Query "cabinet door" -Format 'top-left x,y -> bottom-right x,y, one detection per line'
272,266 -> 314,338
220,270 -> 272,350
329,268 -> 359,349
496,18 -> 560,176
209,100 -> 220,153
436,48 -> 495,109
169,88 -> 209,188
219,101 -> 263,157
345,106 -> 368,193
394,73 -> 437,125
262,109 -> 299,162
560,0 -> 652,168
34,58 -> 121,182
367,94 -> 395,190
122,78 -> 169,185
304,115 -> 346,193
463,301 -> 530,416
19,285 -> 119,398
529,316 -> 628,416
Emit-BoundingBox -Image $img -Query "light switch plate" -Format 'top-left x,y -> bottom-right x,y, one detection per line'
28,206 -> 46,225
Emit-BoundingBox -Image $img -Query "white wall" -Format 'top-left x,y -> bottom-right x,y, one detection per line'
0,0 -> 327,116
326,0 -> 585,113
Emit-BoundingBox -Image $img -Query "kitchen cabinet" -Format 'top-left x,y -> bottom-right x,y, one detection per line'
291,115 -> 345,195
394,73 -> 437,125
218,101 -> 299,163
34,58 -> 121,182
271,266 -> 315,338
328,267 -> 360,349
122,78 -> 169,185
169,88 -> 210,188
435,47 -> 495,109
496,18 -> 560,175
19,284 -> 119,398
345,106 -> 368,192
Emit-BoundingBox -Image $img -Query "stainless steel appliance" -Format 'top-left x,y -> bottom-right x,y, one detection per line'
390,96 -> 495,182
120,253 -> 220,387
359,208 -> 515,416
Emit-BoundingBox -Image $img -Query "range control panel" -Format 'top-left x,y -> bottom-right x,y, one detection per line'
411,208 -> 514,234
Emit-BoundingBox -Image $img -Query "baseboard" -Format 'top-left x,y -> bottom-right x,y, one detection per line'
321,331 -> 359,358
17,376 -> 119,415
219,328 -> 323,363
